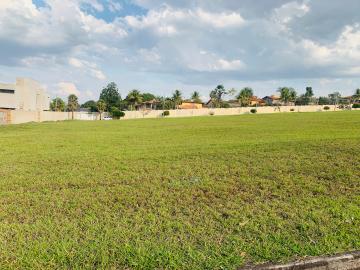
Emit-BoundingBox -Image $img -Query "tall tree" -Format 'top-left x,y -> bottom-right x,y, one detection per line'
328,92 -> 341,105
97,99 -> 106,120
142,92 -> 156,102
236,87 -> 254,107
305,87 -> 314,98
191,91 -> 202,103
99,82 -> 121,111
209,85 -> 230,108
67,94 -> 79,120
126,89 -> 143,110
81,100 -> 98,112
278,87 -> 297,105
172,90 -> 183,109
50,97 -> 65,112
353,89 -> 360,100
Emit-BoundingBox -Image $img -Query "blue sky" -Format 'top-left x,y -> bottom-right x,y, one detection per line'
1,0 -> 360,102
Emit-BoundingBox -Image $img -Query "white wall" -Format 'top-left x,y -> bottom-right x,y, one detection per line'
10,111 -> 105,124
121,105 -> 338,119
8,105 -> 357,124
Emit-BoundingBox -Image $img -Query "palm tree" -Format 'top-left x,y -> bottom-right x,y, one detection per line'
67,94 -> 79,120
50,97 -> 65,112
172,90 -> 182,109
278,87 -> 297,105
353,89 -> 360,102
191,91 -> 202,103
126,90 -> 143,111
209,85 -> 228,108
97,99 -> 106,120
236,87 -> 253,107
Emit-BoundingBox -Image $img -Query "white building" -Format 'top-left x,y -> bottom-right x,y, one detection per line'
0,78 -> 50,111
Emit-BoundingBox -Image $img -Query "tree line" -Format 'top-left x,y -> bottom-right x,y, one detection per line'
50,83 -> 360,117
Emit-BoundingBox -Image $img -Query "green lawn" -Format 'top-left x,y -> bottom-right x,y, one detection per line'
0,111 -> 359,269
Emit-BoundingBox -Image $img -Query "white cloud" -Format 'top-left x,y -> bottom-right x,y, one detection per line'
69,57 -> 84,68
1,0 -> 360,100
195,9 -> 245,28
91,69 -> 106,80
57,82 -> 81,96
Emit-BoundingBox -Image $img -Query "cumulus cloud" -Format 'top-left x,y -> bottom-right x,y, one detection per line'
57,82 -> 81,96
1,0 -> 360,99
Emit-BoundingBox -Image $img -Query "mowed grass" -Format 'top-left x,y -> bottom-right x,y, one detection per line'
0,112 -> 359,269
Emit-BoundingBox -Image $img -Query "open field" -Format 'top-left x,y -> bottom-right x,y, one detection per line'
0,111 -> 359,269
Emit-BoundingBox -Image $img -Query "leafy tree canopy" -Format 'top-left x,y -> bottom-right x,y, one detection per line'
67,94 -> 79,112
50,97 -> 65,112
81,100 -> 98,112
236,87 -> 254,106
142,92 -> 156,102
99,82 -> 121,110
191,91 -> 202,103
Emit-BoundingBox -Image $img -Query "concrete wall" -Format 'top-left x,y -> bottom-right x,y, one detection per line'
10,111 -> 104,124
6,105 -> 358,124
121,105 -> 337,119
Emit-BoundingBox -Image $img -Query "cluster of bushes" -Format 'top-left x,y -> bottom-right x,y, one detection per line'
353,103 -> 360,108
323,106 -> 330,110
250,109 -> 257,114
162,110 -> 170,116
110,107 -> 125,119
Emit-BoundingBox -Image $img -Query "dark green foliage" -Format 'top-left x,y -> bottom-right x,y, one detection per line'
142,93 -> 156,102
111,107 -> 125,119
50,97 -> 66,112
278,87 -> 297,105
99,82 -> 121,110
290,108 -> 295,111
162,110 -> 170,116
352,103 -> 360,108
250,108 -> 257,113
323,106 -> 330,110
81,100 -> 98,112
221,102 -> 230,108
237,87 -> 254,106
318,97 -> 331,105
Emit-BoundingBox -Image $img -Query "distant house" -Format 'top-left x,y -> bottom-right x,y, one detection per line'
135,99 -> 160,111
250,96 -> 266,106
262,95 -> 282,106
227,100 -> 241,108
179,101 -> 203,109
228,96 -> 266,107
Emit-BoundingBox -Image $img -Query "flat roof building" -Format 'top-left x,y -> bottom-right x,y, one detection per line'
0,78 -> 50,111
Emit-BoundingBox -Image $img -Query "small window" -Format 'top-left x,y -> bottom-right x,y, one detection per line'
0,89 -> 15,94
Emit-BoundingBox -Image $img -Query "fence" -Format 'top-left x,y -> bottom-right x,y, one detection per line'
9,111 -> 104,124
0,109 -> 11,125
122,105 -> 338,119
3,105 -> 358,124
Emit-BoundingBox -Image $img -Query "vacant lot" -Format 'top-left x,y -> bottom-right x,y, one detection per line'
0,112 -> 359,269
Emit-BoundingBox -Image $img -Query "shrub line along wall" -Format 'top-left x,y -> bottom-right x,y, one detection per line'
3,105 -> 359,124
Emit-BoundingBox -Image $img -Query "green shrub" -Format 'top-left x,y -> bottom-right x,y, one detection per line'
162,110 -> 170,116
250,109 -> 257,114
352,103 -> 360,108
111,108 -> 125,119
209,111 -> 215,116
323,106 -> 330,110
290,108 -> 295,112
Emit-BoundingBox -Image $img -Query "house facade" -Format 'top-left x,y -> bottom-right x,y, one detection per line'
179,101 -> 203,109
0,78 -> 50,111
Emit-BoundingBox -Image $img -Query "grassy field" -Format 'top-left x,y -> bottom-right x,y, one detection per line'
0,111 -> 359,269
